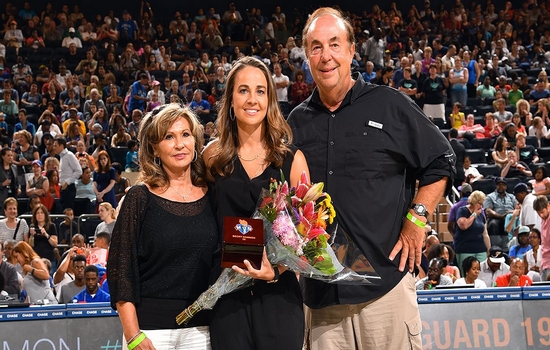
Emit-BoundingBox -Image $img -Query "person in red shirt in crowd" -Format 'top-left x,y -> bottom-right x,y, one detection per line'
494,257 -> 533,287
459,114 -> 485,139
484,113 -> 502,138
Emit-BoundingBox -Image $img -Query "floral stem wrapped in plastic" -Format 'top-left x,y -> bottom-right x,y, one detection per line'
176,172 -> 380,325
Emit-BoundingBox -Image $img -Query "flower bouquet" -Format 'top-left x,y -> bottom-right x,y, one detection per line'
176,172 -> 379,325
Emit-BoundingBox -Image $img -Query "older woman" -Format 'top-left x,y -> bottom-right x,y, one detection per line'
454,190 -> 491,273
13,241 -> 57,304
0,197 -> 29,243
108,103 -> 218,349
203,56 -> 309,350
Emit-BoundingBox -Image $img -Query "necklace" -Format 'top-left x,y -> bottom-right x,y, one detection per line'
172,185 -> 193,201
238,148 -> 264,162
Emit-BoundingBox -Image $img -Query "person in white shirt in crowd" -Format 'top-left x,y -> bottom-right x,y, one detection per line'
272,63 -> 290,118
479,246 -> 510,287
454,256 -> 487,288
53,137 -> 82,211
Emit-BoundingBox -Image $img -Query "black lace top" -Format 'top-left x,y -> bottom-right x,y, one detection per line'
107,184 -> 218,329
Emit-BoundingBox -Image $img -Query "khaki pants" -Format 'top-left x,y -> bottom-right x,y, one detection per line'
305,273 -> 422,350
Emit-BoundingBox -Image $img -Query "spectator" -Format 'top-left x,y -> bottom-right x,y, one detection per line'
72,265 -> 111,303
54,137 -> 82,211
426,243 -> 461,283
110,125 -> 131,148
477,76 -> 497,99
93,151 -> 117,207
516,99 -> 533,127
127,110 -> 142,140
422,63 -> 446,120
111,162 -> 129,205
94,202 -> 116,237
528,116 -> 548,147
533,195 -> 550,281
57,208 -> 77,245
449,56 -> 468,106
529,79 -> 550,105
448,184 -> 472,236
501,150 -> 532,181
484,177 -> 517,250
494,257 -> 532,286
454,190 -> 491,272
13,241 -> 57,304
125,140 -> 139,172
449,102 -> 466,130
415,258 -> 453,290
516,134 -> 539,165
492,137 -> 510,168
189,89 -> 212,124
61,27 -> 82,48
0,90 -> 19,126
75,166 -> 96,213
58,254 -> 86,303
0,240 -> 20,296
0,149 -> 20,204
459,114 -> 486,139
530,165 -> 550,196
28,205 -> 58,274
13,130 -> 39,195
128,73 -> 149,113
4,21 -> 24,49
26,159 -> 49,203
524,228 -> 542,282
509,226 -> 532,260
454,256 -> 487,288
479,246 -> 511,287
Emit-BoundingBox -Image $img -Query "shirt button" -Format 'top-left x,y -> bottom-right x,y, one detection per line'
328,170 -> 333,175
330,141 -> 334,145
331,114 -> 335,118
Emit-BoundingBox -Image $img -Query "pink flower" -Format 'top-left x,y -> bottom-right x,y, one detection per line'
272,213 -> 302,251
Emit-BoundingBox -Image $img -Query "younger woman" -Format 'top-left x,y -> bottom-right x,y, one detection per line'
454,256 -> 487,288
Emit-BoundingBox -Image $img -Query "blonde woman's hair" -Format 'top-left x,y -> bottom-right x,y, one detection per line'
468,190 -> 486,206
138,103 -> 206,188
98,202 -> 117,220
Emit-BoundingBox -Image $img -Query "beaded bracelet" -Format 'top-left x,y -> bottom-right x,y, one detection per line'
126,331 -> 142,345
127,332 -> 146,350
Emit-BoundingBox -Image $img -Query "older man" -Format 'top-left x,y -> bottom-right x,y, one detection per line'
495,258 -> 532,286
287,7 -> 454,349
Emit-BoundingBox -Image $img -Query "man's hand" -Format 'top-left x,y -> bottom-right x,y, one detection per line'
389,214 -> 425,272
509,275 -> 520,286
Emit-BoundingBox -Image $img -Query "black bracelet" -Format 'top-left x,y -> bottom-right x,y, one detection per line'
31,267 -> 35,276
267,266 -> 280,284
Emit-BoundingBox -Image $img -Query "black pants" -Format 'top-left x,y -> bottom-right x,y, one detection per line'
60,183 -> 76,211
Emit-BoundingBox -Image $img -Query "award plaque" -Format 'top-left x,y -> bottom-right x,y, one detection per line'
221,217 -> 264,269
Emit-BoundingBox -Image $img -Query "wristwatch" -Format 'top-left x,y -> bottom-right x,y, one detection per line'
267,266 -> 280,284
411,203 -> 429,219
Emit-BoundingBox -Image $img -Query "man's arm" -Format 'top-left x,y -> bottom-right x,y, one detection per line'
389,177 -> 447,272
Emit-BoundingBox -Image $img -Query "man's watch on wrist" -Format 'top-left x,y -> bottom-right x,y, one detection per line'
411,203 -> 429,219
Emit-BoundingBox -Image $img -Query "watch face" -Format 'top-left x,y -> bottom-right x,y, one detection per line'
414,204 -> 427,216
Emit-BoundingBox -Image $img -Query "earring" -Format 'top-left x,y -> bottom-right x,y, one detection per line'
230,107 -> 236,121
192,150 -> 198,162
154,156 -> 161,166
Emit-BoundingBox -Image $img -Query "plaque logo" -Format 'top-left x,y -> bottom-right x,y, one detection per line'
235,219 -> 253,235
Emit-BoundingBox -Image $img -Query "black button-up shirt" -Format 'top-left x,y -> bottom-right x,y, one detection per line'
288,74 -> 455,307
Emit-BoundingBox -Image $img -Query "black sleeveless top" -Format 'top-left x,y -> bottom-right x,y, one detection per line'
214,148 -> 295,224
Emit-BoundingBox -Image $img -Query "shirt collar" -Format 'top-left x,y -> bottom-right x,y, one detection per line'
308,72 -> 367,112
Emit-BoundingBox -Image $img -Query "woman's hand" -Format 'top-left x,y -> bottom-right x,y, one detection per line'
232,249 -> 282,281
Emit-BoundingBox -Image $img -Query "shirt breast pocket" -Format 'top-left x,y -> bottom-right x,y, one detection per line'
343,128 -> 395,180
